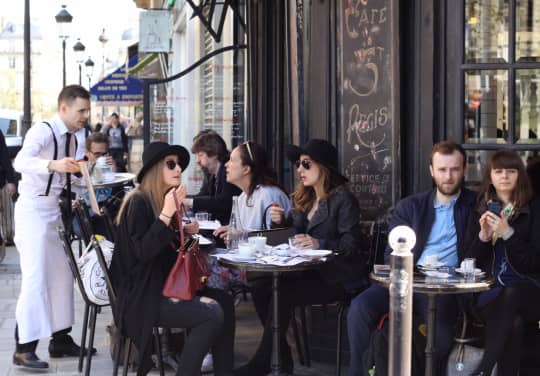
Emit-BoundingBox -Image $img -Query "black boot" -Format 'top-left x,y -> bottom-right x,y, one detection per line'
49,334 -> 97,358
13,351 -> 49,369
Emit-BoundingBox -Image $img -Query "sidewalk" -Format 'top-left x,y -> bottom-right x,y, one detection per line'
0,245 -> 341,375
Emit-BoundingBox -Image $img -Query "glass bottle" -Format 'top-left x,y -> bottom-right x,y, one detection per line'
226,196 -> 241,251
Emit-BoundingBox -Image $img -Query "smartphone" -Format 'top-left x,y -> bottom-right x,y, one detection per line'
487,201 -> 502,216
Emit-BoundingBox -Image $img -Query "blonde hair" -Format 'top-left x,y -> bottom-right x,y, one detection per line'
116,159 -> 170,223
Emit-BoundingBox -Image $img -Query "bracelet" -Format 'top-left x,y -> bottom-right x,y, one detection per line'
160,212 -> 172,219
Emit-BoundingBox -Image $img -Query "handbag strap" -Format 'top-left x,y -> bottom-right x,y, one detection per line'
262,203 -> 273,230
172,191 -> 185,248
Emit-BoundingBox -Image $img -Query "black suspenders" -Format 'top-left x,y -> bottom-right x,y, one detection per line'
42,122 -> 57,196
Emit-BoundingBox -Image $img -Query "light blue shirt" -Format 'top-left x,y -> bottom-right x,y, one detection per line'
417,196 -> 459,267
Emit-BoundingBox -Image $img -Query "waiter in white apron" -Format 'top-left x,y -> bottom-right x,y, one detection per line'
12,85 -> 94,369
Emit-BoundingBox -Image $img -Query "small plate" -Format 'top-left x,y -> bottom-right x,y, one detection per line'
422,270 -> 451,278
302,250 -> 332,257
455,268 -> 485,276
418,261 -> 444,270
275,249 -> 291,257
234,255 -> 256,262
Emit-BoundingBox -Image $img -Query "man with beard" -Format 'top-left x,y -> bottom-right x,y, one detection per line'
183,130 -> 241,224
346,141 -> 476,376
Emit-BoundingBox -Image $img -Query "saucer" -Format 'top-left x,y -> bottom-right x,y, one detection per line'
234,254 -> 256,261
418,261 -> 444,270
455,268 -> 485,276
302,250 -> 332,257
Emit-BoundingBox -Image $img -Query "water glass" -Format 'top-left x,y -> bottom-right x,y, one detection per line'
195,212 -> 209,222
462,258 -> 476,279
288,236 -> 297,250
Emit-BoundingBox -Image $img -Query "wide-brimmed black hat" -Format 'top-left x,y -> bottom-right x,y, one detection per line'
286,139 -> 348,181
137,142 -> 190,183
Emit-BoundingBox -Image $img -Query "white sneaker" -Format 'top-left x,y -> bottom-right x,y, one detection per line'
201,352 -> 213,373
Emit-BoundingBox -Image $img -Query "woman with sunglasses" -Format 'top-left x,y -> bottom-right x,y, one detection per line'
234,139 -> 367,375
464,150 -> 540,376
110,142 -> 235,376
213,141 -> 291,237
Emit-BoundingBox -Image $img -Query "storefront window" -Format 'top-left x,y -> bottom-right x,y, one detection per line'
464,70 -> 508,144
516,69 -> 540,143
465,0 -> 509,63
516,0 -> 540,61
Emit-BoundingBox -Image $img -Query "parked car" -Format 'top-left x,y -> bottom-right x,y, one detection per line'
0,109 -> 23,158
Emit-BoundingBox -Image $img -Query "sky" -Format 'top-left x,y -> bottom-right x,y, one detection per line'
1,0 -> 140,83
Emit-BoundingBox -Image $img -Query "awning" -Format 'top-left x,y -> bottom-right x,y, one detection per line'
90,56 -> 143,106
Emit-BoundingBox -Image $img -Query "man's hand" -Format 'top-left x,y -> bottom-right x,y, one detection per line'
49,158 -> 81,174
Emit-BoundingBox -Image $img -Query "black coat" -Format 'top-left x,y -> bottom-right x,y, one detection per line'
109,192 -> 178,375
465,197 -> 540,284
284,187 -> 368,288
192,162 -> 241,224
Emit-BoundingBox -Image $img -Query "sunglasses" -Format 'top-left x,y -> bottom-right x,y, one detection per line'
165,160 -> 181,170
295,159 -> 312,170
243,141 -> 254,161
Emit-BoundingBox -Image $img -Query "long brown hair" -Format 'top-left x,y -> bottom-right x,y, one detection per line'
292,161 -> 348,212
116,158 -> 171,223
477,150 -> 532,211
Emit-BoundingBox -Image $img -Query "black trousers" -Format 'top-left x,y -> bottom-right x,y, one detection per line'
476,285 -> 540,376
247,271 -> 345,369
15,325 -> 72,353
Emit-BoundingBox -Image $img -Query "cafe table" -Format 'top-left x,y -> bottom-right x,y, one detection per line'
215,250 -> 333,376
370,269 -> 493,376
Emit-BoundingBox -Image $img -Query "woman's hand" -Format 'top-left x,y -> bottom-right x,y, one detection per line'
269,203 -> 285,225
291,234 -> 319,250
488,211 -> 512,238
184,221 -> 199,235
162,184 -> 187,218
478,212 -> 494,241
213,225 -> 229,239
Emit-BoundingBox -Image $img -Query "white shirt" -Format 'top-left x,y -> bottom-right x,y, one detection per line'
237,185 -> 291,231
74,127 -> 87,160
14,115 -> 77,198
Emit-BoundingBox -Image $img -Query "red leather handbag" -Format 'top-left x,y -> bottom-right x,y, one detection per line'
162,192 -> 209,301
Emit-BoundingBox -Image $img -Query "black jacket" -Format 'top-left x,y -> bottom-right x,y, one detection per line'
283,187 -> 368,288
465,197 -> 540,284
384,188 -> 477,264
109,192 -> 178,375
192,162 -> 241,224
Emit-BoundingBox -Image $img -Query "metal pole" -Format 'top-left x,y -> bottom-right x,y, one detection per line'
23,0 -> 31,136
62,38 -> 66,87
388,226 -> 416,376
78,63 -> 82,86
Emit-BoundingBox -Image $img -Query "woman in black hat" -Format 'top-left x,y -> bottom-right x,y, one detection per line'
234,139 -> 368,375
110,142 -> 235,376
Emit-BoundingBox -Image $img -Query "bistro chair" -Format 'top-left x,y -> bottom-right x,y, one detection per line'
91,235 -> 165,376
58,226 -> 103,376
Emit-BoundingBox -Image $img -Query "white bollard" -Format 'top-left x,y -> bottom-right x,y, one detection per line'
388,225 -> 416,376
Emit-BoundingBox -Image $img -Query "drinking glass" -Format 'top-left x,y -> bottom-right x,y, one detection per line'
462,258 -> 476,279
288,236 -> 297,251
195,212 -> 209,222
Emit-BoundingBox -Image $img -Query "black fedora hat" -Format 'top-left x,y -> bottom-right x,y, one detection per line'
137,142 -> 190,183
286,139 -> 348,181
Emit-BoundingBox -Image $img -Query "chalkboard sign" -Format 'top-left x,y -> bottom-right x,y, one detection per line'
338,0 -> 399,221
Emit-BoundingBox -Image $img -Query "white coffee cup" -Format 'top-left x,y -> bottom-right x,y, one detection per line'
238,242 -> 255,258
248,236 -> 267,252
424,254 -> 439,266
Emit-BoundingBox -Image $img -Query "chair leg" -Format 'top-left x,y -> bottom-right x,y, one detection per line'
336,304 -> 345,376
79,302 -> 90,372
84,304 -> 98,376
300,306 -> 311,367
153,327 -> 165,376
291,308 -> 306,366
122,339 -> 132,376
113,335 -> 123,376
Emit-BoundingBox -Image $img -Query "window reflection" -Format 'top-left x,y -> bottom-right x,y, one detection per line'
465,0 -> 509,63
516,69 -> 540,143
464,70 -> 508,144
516,0 -> 540,61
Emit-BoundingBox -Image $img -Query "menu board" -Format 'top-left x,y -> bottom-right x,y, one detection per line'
339,0 -> 399,221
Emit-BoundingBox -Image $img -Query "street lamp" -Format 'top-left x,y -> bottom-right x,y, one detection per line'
84,56 -> 95,90
85,56 -> 95,125
98,28 -> 108,78
55,4 -> 73,87
73,38 -> 85,85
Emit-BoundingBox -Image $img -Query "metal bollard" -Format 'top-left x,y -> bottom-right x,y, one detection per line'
388,226 -> 416,376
